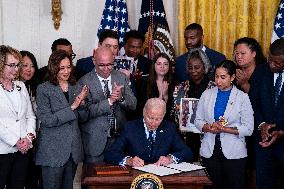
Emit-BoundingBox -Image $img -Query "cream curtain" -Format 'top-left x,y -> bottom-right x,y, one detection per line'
178,0 -> 279,59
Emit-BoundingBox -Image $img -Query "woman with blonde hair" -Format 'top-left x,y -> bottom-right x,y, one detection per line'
0,45 -> 36,189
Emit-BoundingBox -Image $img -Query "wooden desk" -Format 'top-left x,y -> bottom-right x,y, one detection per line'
82,163 -> 212,189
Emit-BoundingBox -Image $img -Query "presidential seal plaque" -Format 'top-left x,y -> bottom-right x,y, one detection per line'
130,173 -> 164,189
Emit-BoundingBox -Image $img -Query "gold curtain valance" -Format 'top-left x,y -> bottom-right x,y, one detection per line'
178,0 -> 279,59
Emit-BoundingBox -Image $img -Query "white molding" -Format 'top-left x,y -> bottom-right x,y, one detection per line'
1,0 -> 178,67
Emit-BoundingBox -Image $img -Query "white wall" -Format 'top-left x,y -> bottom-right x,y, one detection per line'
0,0 -> 177,68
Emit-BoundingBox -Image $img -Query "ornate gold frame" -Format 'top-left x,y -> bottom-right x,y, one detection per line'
51,0 -> 62,30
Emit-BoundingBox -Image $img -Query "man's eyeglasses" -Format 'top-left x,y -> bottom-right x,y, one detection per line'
97,64 -> 114,68
71,53 -> 76,60
4,63 -> 21,69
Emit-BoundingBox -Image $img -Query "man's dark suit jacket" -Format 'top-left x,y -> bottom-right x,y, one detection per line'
104,119 -> 193,165
75,56 -> 93,80
175,46 -> 226,81
38,66 -> 49,83
249,63 -> 284,189
129,55 -> 152,98
249,63 -> 284,137
135,55 -> 151,75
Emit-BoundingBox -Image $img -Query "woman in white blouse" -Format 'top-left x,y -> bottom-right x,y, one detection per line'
0,45 -> 36,189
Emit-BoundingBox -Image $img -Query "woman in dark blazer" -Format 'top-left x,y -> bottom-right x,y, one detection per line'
233,37 -> 266,188
35,50 -> 88,189
234,37 -> 266,93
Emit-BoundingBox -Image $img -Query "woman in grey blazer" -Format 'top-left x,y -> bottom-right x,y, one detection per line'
36,50 -> 88,189
195,60 -> 254,189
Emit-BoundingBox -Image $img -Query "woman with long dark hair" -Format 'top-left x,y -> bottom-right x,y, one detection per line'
19,50 -> 42,189
35,50 -> 88,189
19,51 -> 39,102
136,53 -> 174,120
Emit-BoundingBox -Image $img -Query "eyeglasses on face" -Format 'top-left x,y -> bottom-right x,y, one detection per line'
4,63 -> 21,69
97,64 -> 114,68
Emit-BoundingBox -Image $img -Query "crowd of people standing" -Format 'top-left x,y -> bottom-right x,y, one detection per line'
0,23 -> 284,189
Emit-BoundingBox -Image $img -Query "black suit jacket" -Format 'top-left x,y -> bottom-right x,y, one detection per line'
75,56 -> 94,80
104,119 -> 193,165
249,63 -> 284,143
136,55 -> 151,75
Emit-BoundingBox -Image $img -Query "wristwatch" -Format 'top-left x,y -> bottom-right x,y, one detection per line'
258,122 -> 266,130
119,96 -> 125,102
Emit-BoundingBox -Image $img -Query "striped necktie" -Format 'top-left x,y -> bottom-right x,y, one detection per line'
102,80 -> 116,136
274,71 -> 283,106
147,131 -> 154,158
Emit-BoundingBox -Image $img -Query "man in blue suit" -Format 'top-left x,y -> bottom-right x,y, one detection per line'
249,38 -> 284,189
175,23 -> 226,81
75,29 -> 119,80
105,98 -> 192,167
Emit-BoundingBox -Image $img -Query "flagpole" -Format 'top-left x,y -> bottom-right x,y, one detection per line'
138,0 -> 176,62
148,0 -> 155,60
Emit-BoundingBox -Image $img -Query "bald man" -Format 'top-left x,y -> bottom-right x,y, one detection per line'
75,29 -> 119,80
77,47 -> 137,163
105,98 -> 192,167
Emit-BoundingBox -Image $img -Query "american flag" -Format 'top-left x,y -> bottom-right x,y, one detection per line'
97,0 -> 130,47
271,0 -> 284,43
138,0 -> 175,62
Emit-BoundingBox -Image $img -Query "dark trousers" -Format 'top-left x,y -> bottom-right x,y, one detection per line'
255,140 -> 284,189
25,150 -> 43,189
0,151 -> 29,189
185,132 -> 201,162
202,136 -> 246,189
82,137 -> 116,189
41,156 -> 77,189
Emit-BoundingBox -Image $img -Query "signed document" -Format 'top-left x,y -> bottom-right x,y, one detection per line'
133,162 -> 205,176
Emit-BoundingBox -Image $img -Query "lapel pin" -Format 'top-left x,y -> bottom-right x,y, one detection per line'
160,130 -> 164,133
